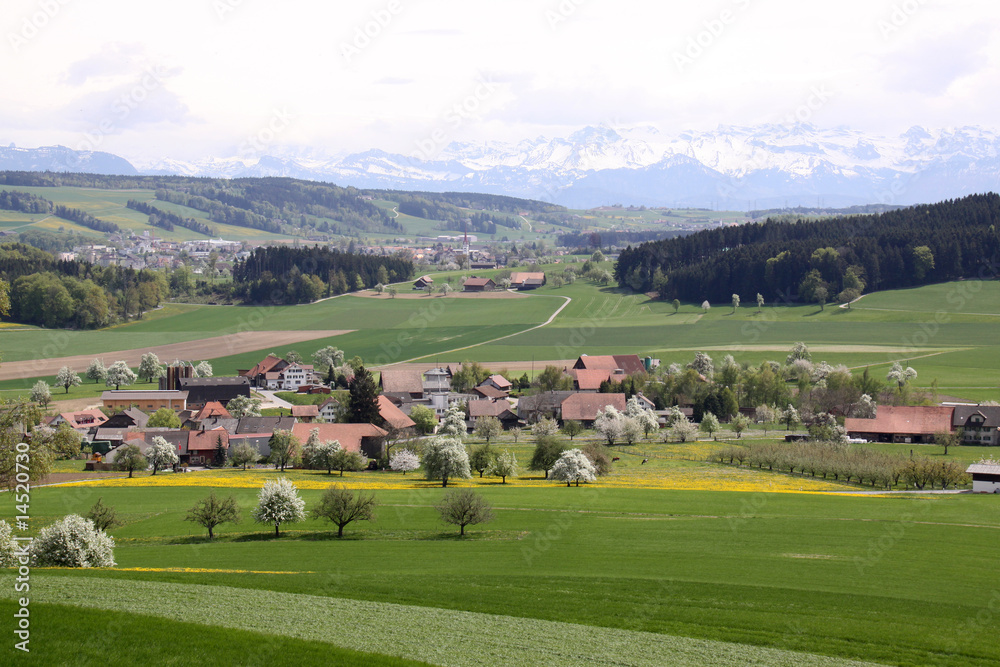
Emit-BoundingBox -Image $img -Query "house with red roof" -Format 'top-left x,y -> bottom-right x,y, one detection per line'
463,277 -> 496,292
290,422 -> 388,459
291,405 -> 320,422
560,393 -> 627,427
844,405 -> 954,444
239,354 -> 289,388
377,395 -> 417,432
48,408 -> 108,434
572,354 -> 645,376
186,428 -> 229,466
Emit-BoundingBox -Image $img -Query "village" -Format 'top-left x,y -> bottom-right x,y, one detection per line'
43,346 -> 1000,493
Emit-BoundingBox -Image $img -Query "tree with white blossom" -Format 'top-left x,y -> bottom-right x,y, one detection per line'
147,436 -> 179,475
389,448 -> 420,475
29,515 -> 116,568
550,448 -> 597,487
251,478 -> 306,537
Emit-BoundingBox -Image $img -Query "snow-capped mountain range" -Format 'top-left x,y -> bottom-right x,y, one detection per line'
7,124 -> 1000,209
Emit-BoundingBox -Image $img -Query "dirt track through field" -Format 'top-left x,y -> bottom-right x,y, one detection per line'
1,330 -> 352,382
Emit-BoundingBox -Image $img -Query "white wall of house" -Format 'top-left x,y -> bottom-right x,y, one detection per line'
972,475 -> 1000,493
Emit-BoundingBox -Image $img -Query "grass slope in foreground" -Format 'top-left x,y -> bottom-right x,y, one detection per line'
1,576 -> 878,667
8,483 -> 1000,666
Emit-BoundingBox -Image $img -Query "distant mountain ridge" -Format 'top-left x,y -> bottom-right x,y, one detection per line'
5,123 -> 1000,209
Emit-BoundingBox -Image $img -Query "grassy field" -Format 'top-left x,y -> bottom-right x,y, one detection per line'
3,275 -> 999,402
4,440 -> 999,666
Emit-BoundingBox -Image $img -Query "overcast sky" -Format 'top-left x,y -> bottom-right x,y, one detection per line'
2,0 -> 997,162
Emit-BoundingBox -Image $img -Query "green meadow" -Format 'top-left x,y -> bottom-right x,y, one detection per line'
3,475 -> 999,666
3,276 -> 1000,402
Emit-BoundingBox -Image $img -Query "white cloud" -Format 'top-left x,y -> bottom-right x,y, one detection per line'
1,0 -> 999,159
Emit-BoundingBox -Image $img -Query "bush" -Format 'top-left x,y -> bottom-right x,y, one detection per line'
29,515 -> 116,568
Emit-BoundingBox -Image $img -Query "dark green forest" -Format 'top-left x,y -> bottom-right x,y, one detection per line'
231,246 -> 413,304
615,193 -> 1000,303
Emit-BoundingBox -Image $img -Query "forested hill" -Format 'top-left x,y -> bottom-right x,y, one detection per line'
615,193 -> 1000,304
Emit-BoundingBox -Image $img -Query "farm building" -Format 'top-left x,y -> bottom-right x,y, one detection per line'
290,405 -> 320,422
568,368 -> 628,391
952,406 -> 1000,445
560,393 -> 628,427
380,368 -> 425,400
463,277 -> 496,292
467,399 -> 521,430
572,354 -> 646,376
966,462 -> 1000,493
844,405 -> 954,443
377,395 -> 417,431
290,422 -> 388,459
509,272 -> 546,290
178,377 -> 251,408
480,374 -> 512,393
239,354 -> 289,388
102,390 -> 188,412
413,275 -> 434,289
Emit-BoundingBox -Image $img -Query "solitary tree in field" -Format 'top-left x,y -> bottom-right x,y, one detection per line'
474,416 -> 502,445
670,418 -> 699,443
268,429 -> 300,472
729,413 -> 751,439
86,358 -> 107,384
437,488 -> 494,536
138,353 -> 164,383
561,419 -> 583,440
105,361 -> 137,390
756,292 -> 765,313
54,366 -> 82,393
786,342 -> 812,365
731,293 -> 740,313
700,413 -> 720,441
85,498 -> 120,532
550,448 -> 597,486
780,404 -> 801,431
147,436 -> 179,475
185,492 -> 241,540
671,298 -> 680,314
389,448 -> 419,474
252,478 -> 305,538
388,286 -> 398,299
231,441 -> 260,470
422,437 -> 471,487
701,300 -> 711,313
815,285 -> 828,311
529,436 -> 565,479
312,485 -> 377,538
887,361 -> 917,390
487,449 -> 518,483
935,430 -> 961,456
30,380 -> 51,408
329,447 -> 367,477
114,444 -> 147,478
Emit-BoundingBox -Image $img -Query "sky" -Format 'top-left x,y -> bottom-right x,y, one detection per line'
2,0 -> 998,163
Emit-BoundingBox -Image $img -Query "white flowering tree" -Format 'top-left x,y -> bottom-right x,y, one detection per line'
786,342 -> 812,365
139,352 -> 164,383
688,351 -> 715,379
594,406 -> 625,446
314,440 -> 344,475
230,441 -> 260,470
487,449 -> 518,484
147,436 -> 179,475
86,358 -> 107,384
887,361 -> 917,389
251,478 -> 306,537
29,515 -> 116,568
626,397 -> 659,439
531,417 -> 559,440
0,520 -> 17,567
226,395 -> 262,418
194,361 -> 213,378
54,366 -> 82,394
700,412 -> 720,440
780,404 -> 801,431
550,448 -> 597,486
421,437 -> 471,487
105,360 -> 137,390
438,404 -> 467,437
853,393 -> 877,419
670,418 -> 699,443
389,448 -> 420,475
30,380 -> 51,407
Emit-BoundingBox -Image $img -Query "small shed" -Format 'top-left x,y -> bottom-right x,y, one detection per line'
463,277 -> 496,292
966,463 -> 1000,493
414,275 -> 434,290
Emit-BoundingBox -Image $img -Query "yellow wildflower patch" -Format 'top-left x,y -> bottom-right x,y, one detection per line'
60,462 -> 857,495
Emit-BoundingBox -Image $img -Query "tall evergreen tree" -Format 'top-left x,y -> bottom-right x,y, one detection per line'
347,365 -> 383,426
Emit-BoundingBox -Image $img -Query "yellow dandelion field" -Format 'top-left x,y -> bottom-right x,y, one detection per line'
63,462 -> 856,495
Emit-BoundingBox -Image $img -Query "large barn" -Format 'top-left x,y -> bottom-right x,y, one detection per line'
843,405 -> 954,444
